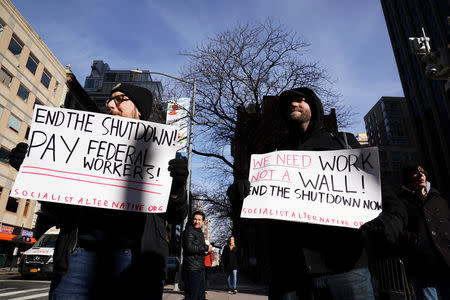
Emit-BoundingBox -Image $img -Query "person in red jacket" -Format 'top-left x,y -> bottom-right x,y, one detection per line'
204,244 -> 214,294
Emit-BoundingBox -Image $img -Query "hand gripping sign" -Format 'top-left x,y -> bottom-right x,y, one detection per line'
11,105 -> 179,214
240,148 -> 382,229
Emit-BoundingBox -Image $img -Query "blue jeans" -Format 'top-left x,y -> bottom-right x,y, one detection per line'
49,247 -> 132,300
227,269 -> 237,290
409,276 -> 450,300
272,268 -> 374,300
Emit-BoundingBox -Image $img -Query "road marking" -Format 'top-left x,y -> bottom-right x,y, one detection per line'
8,292 -> 49,300
0,288 -> 14,291
0,288 -> 49,296
0,280 -> 50,283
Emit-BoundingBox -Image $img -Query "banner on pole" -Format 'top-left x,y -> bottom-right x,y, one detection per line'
166,97 -> 190,152
11,105 -> 179,214
240,148 -> 381,229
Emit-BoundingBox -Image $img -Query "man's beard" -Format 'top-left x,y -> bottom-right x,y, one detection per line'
288,109 -> 311,124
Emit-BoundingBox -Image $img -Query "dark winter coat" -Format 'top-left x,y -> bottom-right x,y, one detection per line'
182,223 -> 209,271
397,185 -> 450,281
51,190 -> 188,282
221,245 -> 239,272
269,88 -> 406,287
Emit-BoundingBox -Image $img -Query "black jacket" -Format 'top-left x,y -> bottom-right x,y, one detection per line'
221,245 -> 238,272
51,190 -> 188,280
269,88 -> 406,286
398,185 -> 450,281
182,223 -> 208,271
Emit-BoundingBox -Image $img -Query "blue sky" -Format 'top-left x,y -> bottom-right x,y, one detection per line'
10,0 -> 404,188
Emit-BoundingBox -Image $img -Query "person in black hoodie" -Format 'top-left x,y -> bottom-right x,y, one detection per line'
9,83 -> 188,300
182,210 -> 213,300
228,87 -> 406,300
397,163 -> 450,300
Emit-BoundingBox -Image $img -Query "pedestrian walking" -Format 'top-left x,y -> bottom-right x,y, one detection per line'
221,236 -> 238,294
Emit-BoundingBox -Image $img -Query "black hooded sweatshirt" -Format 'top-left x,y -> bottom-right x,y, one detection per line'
269,87 -> 366,286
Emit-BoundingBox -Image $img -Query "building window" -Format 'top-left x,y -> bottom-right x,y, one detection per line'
8,33 -> 24,59
8,114 -> 21,133
23,200 -> 30,216
104,73 -> 117,82
0,106 -> 3,117
17,84 -> 30,102
0,147 -> 10,164
41,68 -> 52,88
0,18 -> 5,38
6,197 -> 19,213
33,98 -> 43,108
85,78 -> 95,88
0,66 -> 13,88
26,52 -> 39,75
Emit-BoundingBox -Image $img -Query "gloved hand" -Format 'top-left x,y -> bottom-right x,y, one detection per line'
227,179 -> 250,204
9,142 -> 28,171
168,157 -> 188,196
360,217 -> 384,233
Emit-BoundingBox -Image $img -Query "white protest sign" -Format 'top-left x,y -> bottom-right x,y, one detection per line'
11,105 -> 179,214
240,148 -> 381,229
166,97 -> 190,152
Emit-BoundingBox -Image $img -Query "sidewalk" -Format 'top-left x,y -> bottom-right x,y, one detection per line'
0,266 -> 19,275
163,271 -> 268,300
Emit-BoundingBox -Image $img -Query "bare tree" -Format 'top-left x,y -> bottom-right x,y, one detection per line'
180,19 -> 354,174
192,185 -> 232,245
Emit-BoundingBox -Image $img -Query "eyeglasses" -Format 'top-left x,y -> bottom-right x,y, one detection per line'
105,94 -> 130,107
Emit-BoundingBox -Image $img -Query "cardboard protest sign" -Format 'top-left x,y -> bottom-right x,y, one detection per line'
166,98 -> 190,152
240,148 -> 381,229
11,105 -> 179,214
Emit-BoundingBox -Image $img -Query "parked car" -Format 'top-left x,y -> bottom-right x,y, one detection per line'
18,226 -> 59,278
166,255 -> 180,283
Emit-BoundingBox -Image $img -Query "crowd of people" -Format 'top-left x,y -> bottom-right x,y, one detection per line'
9,83 -> 449,300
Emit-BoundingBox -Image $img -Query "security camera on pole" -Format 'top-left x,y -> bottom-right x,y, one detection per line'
409,27 -> 450,88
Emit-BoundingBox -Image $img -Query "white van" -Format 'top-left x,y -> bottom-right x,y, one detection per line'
19,226 -> 60,278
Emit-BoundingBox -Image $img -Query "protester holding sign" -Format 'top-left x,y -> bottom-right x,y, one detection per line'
9,83 -> 188,300
229,87 -> 406,300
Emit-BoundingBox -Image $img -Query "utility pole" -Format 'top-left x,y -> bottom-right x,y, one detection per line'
145,71 -> 196,291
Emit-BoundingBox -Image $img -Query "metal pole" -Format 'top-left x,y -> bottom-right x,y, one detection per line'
149,71 -> 196,291
186,79 -> 196,216
173,79 -> 196,291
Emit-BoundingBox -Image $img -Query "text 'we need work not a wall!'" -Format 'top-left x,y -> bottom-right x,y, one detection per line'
240,148 -> 382,229
11,105 -> 179,213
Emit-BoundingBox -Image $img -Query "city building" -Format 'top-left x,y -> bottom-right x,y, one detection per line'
380,0 -> 450,193
364,96 -> 419,186
356,133 -> 369,146
84,60 -> 164,121
0,0 -> 68,255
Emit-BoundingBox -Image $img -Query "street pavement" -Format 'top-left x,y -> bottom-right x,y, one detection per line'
163,271 -> 268,300
0,267 -> 268,299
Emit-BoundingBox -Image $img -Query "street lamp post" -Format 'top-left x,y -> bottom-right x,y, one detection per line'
147,71 -> 196,291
